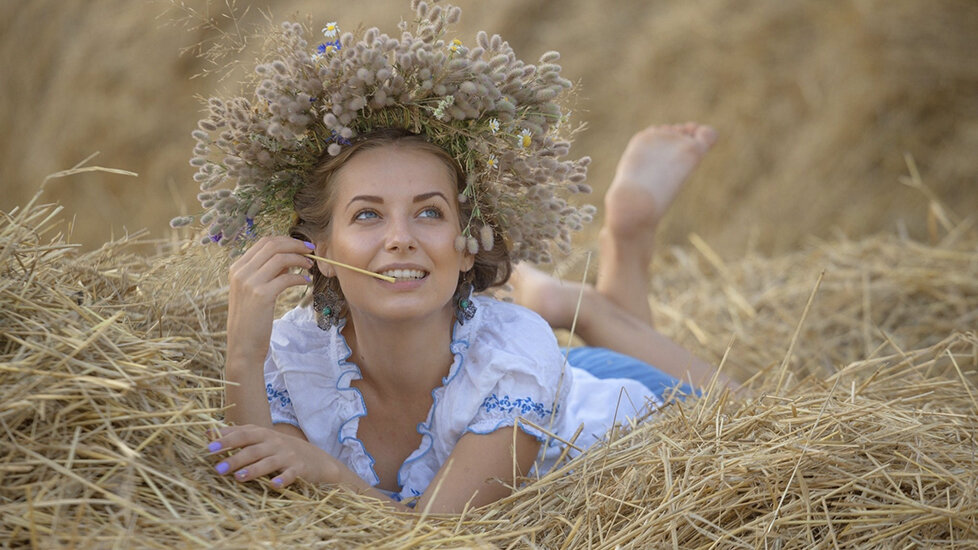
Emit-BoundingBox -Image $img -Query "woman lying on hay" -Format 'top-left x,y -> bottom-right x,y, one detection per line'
172,0 -> 734,513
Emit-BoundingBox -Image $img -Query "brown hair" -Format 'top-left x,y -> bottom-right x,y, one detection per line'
290,128 -> 511,307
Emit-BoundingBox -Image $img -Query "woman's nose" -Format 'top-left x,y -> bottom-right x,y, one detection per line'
385,216 -> 417,252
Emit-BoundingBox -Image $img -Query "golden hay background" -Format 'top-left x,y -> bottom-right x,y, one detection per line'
3,0 -> 978,547
1,0 -> 977,255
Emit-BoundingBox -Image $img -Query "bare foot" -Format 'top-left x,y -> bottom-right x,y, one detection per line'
508,263 -> 583,330
604,123 -> 717,241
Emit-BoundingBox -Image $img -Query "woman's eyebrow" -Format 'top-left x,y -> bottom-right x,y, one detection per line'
347,195 -> 383,207
414,191 -> 448,203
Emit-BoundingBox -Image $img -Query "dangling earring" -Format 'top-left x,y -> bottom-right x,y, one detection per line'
454,274 -> 477,325
313,280 -> 345,330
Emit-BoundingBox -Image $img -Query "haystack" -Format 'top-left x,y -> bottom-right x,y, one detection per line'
2,188 -> 976,548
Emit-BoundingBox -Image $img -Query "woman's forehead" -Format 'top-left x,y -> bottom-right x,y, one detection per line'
333,145 -> 457,199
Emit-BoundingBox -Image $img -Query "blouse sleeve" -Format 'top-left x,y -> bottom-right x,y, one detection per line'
263,349 -> 300,428
463,303 -> 570,442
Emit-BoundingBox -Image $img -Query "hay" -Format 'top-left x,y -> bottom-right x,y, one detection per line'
2,195 -> 977,548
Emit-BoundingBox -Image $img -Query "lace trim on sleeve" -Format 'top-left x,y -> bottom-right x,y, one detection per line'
464,393 -> 560,442
266,383 -> 299,428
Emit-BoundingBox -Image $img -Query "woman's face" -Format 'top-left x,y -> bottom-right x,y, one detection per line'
316,145 -> 474,324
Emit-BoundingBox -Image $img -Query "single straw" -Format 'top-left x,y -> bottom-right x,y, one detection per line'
304,253 -> 396,282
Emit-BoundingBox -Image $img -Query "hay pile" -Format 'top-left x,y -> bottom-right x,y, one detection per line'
2,195 -> 976,548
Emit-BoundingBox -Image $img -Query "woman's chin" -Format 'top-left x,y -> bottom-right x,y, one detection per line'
351,299 -> 455,325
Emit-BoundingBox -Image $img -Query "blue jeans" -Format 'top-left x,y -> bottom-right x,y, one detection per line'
565,346 -> 698,402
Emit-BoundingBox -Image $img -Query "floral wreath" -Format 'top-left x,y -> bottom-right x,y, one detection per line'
171,0 -> 595,264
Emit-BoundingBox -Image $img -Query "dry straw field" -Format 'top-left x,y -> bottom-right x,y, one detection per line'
3,181 -> 976,547
2,0 -> 977,548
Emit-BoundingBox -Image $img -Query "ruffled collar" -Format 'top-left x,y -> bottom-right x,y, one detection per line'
328,297 -> 484,497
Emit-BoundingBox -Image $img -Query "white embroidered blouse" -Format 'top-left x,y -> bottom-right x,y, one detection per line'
263,295 -> 659,502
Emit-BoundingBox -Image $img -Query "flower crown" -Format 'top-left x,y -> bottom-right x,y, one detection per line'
171,0 -> 595,264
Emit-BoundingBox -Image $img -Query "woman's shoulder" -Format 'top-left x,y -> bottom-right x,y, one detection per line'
460,296 -> 565,380
469,295 -> 555,340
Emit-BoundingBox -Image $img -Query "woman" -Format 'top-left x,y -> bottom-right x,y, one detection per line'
178,5 -> 729,513
207,123 -> 725,513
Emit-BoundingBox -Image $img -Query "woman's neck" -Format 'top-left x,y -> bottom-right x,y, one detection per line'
343,306 -> 457,400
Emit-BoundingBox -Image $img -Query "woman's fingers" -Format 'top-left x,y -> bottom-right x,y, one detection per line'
207,426 -> 305,488
233,236 -> 312,277
209,428 -> 275,474
230,238 -> 315,305
248,252 -> 314,290
230,455 -> 283,483
270,469 -> 297,489
209,424 -> 262,450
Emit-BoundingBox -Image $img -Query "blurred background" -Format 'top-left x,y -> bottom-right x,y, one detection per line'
2,0 -> 976,258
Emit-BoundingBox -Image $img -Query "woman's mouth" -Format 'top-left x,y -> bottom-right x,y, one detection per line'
380,269 -> 428,281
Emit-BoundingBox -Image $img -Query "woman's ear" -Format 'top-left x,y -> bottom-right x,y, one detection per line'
314,242 -> 336,277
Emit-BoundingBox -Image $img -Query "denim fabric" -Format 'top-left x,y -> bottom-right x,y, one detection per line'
565,346 -> 697,401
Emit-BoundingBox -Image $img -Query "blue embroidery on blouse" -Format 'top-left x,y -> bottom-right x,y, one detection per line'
481,393 -> 554,418
265,384 -> 292,409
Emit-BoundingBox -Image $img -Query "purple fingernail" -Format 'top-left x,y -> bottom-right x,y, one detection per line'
303,241 -> 315,250
272,477 -> 284,486
304,274 -> 312,283
215,462 -> 230,475
235,469 -> 248,479
207,441 -> 222,453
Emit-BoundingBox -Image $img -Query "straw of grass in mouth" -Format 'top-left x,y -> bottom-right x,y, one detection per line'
304,253 -> 396,282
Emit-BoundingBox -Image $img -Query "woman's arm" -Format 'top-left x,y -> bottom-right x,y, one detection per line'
209,424 -> 540,514
209,424 -> 414,511
224,236 -> 314,426
415,428 -> 541,514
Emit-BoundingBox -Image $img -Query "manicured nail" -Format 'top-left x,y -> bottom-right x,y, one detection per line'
272,477 -> 284,487
215,462 -> 230,475
235,469 -> 248,480
303,275 -> 312,283
303,241 -> 315,250
207,441 -> 222,453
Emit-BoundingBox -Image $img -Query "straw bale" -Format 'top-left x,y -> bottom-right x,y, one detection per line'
2,196 -> 977,548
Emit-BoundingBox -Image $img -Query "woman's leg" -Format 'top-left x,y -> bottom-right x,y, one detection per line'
509,123 -> 729,388
509,270 -> 722,387
597,123 -> 717,325
564,346 -> 698,398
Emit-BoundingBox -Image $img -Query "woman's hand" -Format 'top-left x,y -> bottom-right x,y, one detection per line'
227,236 -> 315,364
208,425 -> 336,489
206,424 -> 540,513
225,236 -> 314,426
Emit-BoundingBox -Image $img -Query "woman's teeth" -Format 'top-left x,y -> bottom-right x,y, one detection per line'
380,269 -> 427,280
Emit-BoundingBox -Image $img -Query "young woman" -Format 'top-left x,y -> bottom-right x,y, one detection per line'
206,122 -> 727,513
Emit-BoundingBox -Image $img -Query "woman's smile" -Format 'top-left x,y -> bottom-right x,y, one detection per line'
381,269 -> 426,280
375,263 -> 430,291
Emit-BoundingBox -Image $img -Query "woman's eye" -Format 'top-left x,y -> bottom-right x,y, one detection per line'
354,210 -> 379,221
419,206 -> 443,219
